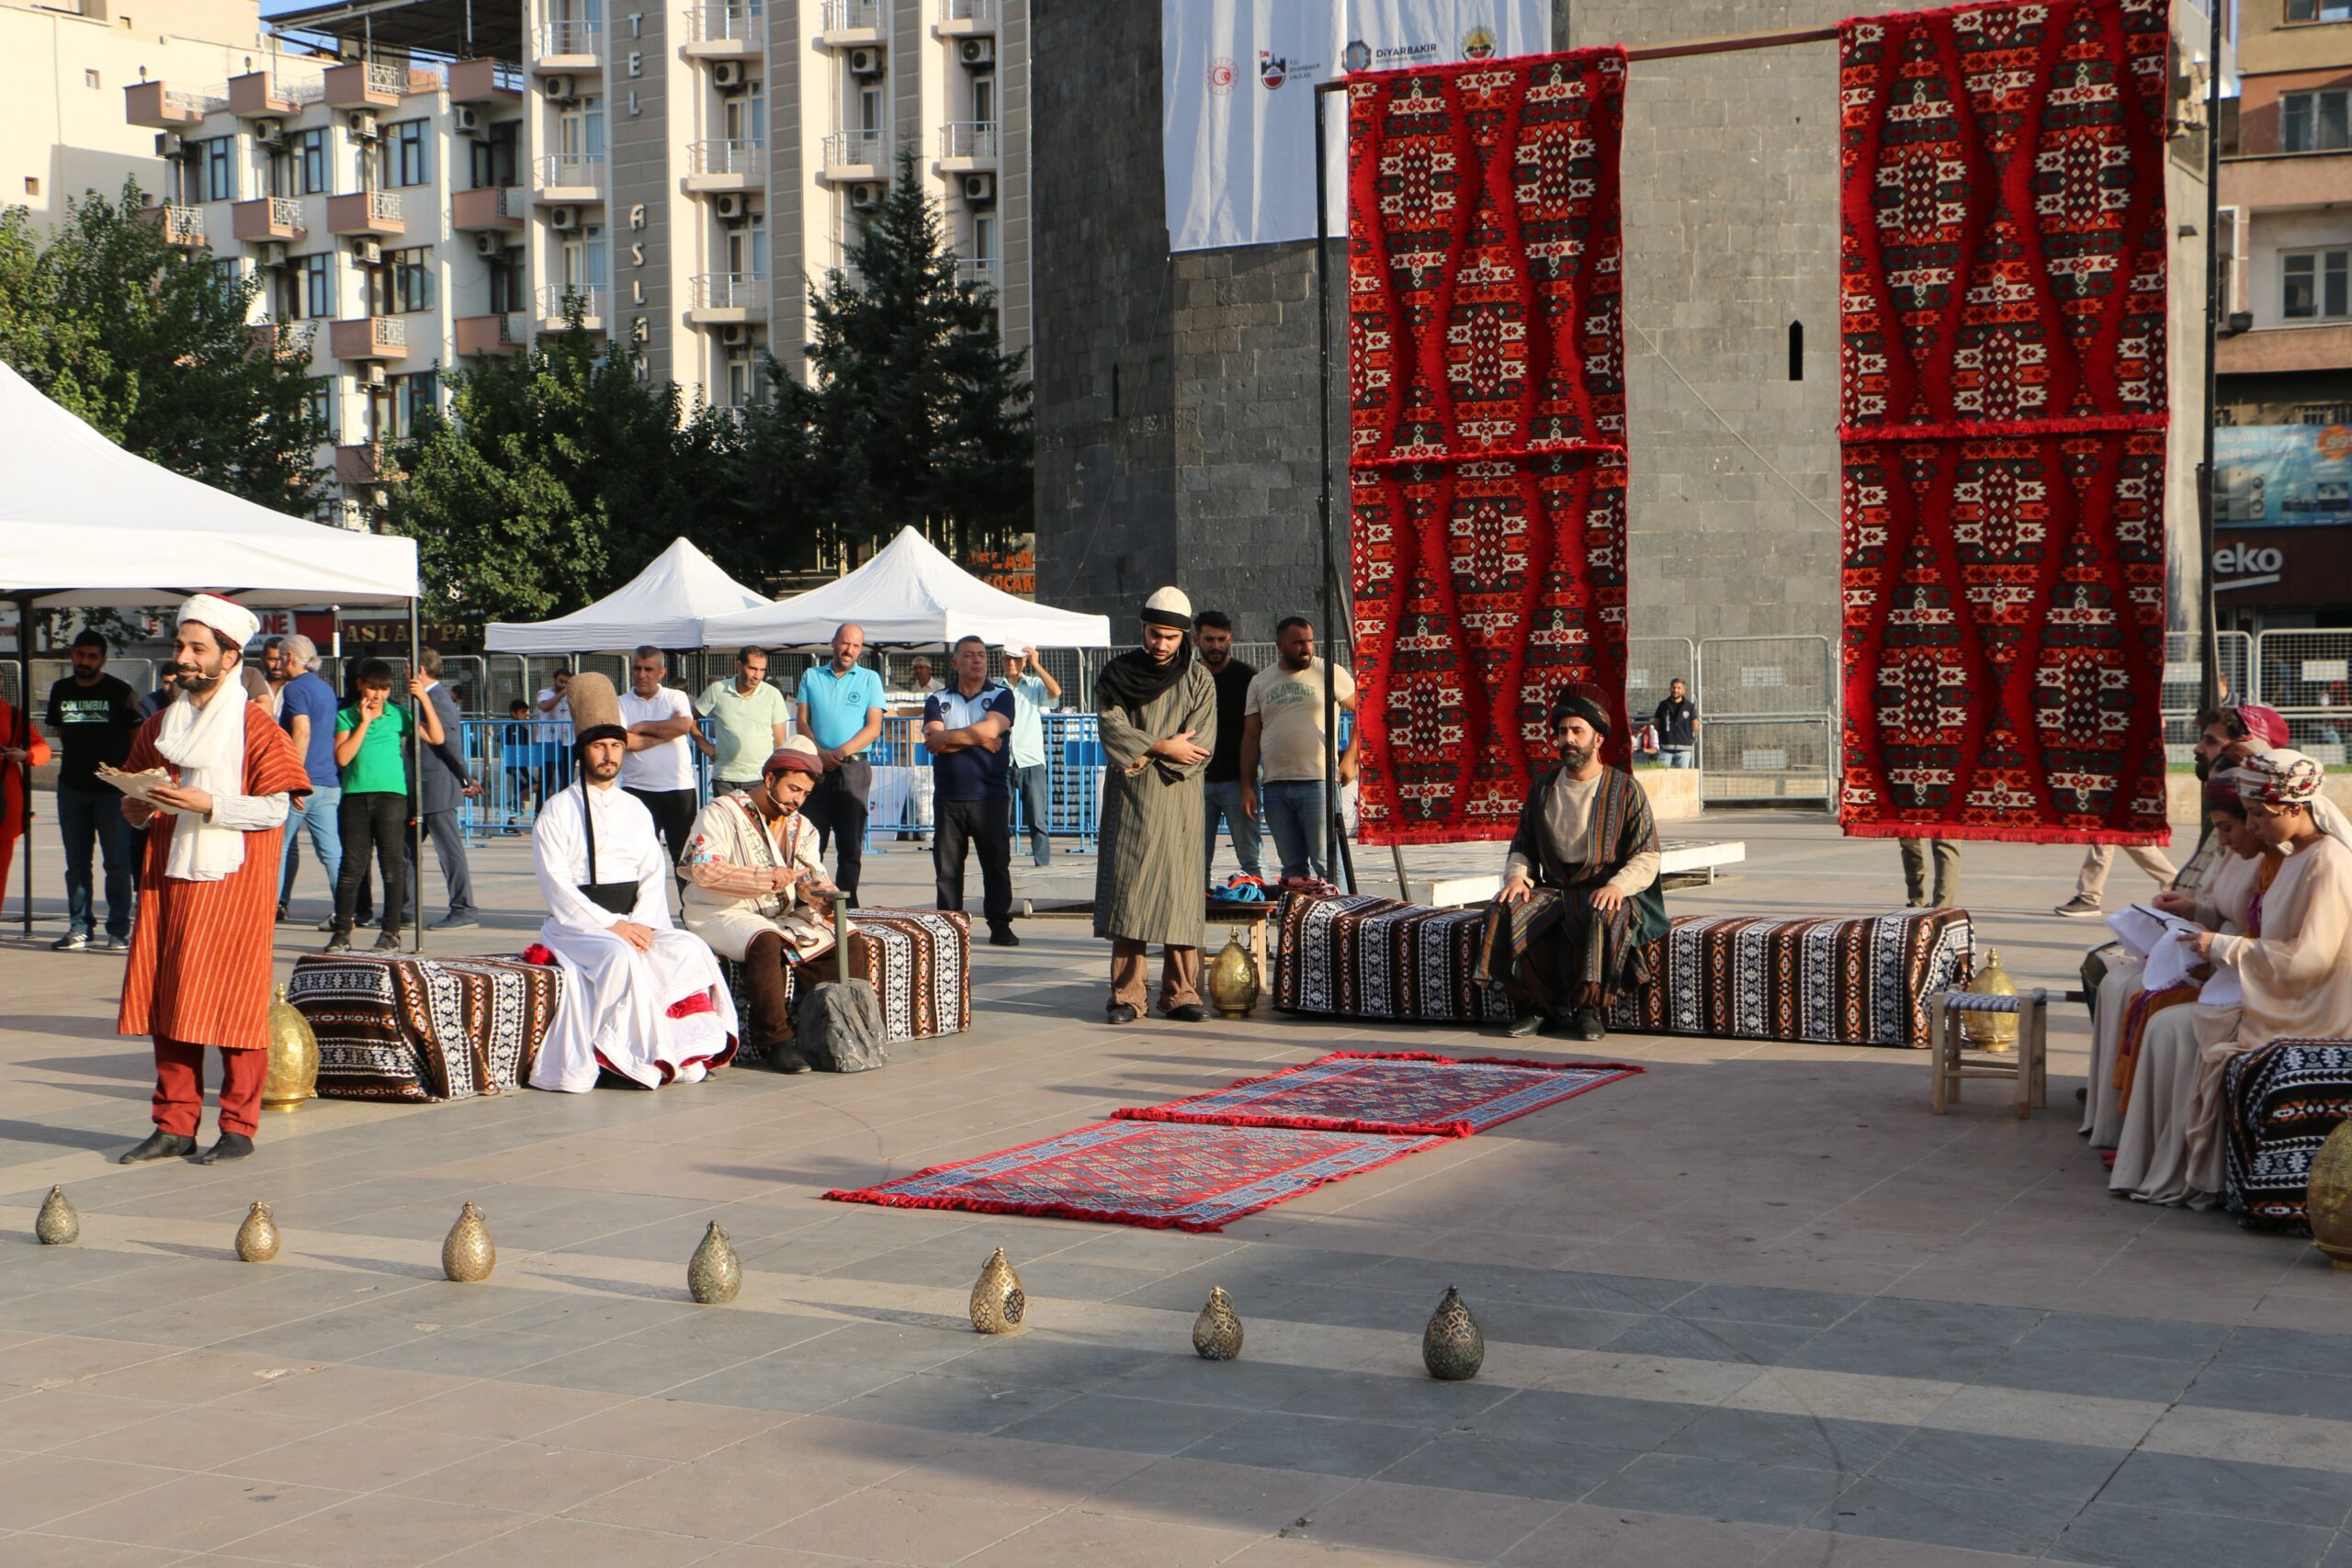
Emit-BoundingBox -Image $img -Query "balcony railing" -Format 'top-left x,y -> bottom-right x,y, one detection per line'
232,196 -> 306,243
448,57 -> 526,100
685,1 -> 765,43
938,121 -> 998,161
326,187 -> 404,234
452,185 -> 525,229
230,70 -> 325,115
532,154 -> 606,192
938,0 -> 992,20
687,138 -> 768,179
956,256 -> 997,288
455,312 -> 526,355
534,19 -> 604,59
143,204 -> 207,246
537,284 -> 607,323
693,271 -> 769,310
827,263 -> 866,293
329,315 -> 409,359
821,130 -> 890,172
820,0 -> 886,31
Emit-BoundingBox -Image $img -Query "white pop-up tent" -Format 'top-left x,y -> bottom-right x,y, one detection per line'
702,526 -> 1113,649
0,358 -> 423,937
482,536 -> 769,653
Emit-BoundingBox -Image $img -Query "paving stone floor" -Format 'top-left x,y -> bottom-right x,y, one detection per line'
0,808 -> 2344,1567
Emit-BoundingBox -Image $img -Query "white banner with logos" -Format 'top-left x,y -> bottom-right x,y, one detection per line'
1161,0 -> 1551,253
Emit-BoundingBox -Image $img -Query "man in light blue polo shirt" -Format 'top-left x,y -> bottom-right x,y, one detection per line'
1001,644 -> 1062,867
795,621 -> 887,903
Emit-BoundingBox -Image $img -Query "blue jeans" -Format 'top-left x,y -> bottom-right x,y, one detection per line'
1203,779 -> 1263,883
1261,779 -> 1330,881
1012,761 -> 1052,865
57,786 -> 134,941
1658,746 -> 1694,769
280,783 -> 344,908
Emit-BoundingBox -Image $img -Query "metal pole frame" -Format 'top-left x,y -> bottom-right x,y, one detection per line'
408,596 -> 424,953
2196,0 -> 2223,712
1314,83 -> 1340,890
12,594 -> 31,939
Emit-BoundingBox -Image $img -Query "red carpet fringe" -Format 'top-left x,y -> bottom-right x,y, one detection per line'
1836,0 -> 2173,846
1345,49 -> 1632,846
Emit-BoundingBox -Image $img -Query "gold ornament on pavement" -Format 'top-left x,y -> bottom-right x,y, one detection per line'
969,1247 -> 1025,1334
1207,928 -> 1261,1019
235,1201 -> 281,1263
1192,1286 -> 1243,1360
263,984 -> 321,1112
1961,948 -> 2020,1053
441,1201 -> 495,1282
2309,1122 -> 2352,1271
1422,1285 -> 1485,1381
688,1221 -> 742,1304
35,1185 -> 79,1246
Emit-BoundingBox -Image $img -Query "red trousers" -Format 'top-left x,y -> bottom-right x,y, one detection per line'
153,1036 -> 266,1137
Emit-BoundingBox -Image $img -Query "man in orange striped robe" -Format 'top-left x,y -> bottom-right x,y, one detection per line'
117,596 -> 311,1166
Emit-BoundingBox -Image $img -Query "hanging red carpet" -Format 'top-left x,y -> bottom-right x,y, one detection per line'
1837,0 -> 2172,845
1346,49 -> 1631,846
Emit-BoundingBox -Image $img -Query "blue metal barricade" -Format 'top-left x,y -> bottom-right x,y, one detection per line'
455,715 -> 719,843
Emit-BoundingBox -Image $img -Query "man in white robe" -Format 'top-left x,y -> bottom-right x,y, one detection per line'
528,673 -> 738,1091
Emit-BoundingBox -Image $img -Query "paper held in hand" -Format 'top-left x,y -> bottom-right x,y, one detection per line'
2109,903 -> 2209,993
94,763 -> 172,803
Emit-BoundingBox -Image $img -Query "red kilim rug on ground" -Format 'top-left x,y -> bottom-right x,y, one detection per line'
822,1121 -> 1446,1234
1837,0 -> 2172,845
1347,48 -> 1631,845
1111,1050 -> 1642,1137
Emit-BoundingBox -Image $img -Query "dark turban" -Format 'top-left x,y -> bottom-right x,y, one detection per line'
1548,682 -> 1612,735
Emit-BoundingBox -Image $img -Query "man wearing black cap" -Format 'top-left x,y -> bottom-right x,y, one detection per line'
1479,683 -> 1668,1041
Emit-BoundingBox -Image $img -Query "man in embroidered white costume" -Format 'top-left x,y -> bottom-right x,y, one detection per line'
681,736 -> 842,1073
528,672 -> 737,1091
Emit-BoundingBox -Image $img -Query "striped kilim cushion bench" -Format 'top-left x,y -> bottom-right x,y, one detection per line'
286,953 -> 560,1102
722,908 -> 971,1066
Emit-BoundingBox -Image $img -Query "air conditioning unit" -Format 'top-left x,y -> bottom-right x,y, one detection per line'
542,73 -> 575,101
474,231 -> 506,257
549,205 -> 580,231
713,61 -> 745,90
454,104 -> 483,136
350,237 -> 382,265
347,110 -> 380,140
848,181 -> 884,211
159,131 -> 192,158
259,241 -> 289,267
358,363 -> 387,389
846,47 -> 884,77
960,172 -> 994,205
253,117 -> 285,145
720,323 -> 751,346
713,192 -> 749,220
959,39 -> 995,68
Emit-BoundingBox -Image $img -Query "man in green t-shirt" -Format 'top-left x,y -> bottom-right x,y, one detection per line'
695,646 -> 790,795
326,659 -> 441,953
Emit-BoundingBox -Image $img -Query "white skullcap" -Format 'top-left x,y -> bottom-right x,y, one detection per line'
178,593 -> 260,652
1142,587 -> 1193,628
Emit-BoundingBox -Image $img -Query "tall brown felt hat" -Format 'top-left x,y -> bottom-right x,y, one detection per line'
568,671 -> 627,748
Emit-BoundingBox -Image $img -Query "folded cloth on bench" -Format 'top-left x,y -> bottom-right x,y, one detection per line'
1610,909 -> 1973,1050
1272,893 -> 1513,1023
287,953 -> 560,1102
723,908 -> 970,1065
2225,1037 -> 2352,1232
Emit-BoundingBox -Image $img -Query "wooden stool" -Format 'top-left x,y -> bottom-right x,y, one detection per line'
1931,989 -> 2050,1119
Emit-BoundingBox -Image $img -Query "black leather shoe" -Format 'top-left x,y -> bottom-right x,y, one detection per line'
1165,1003 -> 1207,1022
988,929 -> 1021,947
1106,1003 -> 1139,1024
198,1132 -> 254,1164
1573,1006 -> 1608,1043
768,1047 -> 812,1075
1503,1010 -> 1544,1039
119,1130 -> 197,1164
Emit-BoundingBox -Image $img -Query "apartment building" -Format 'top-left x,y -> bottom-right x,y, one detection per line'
2215,0 -> 2352,626
1,0 -> 269,229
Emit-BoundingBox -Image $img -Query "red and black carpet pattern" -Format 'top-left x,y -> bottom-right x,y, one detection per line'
1346,49 -> 1630,844
1837,0 -> 2171,845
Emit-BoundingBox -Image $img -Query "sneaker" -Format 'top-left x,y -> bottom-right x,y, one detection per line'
96,934 -> 128,952
2052,896 -> 2103,919
315,917 -> 339,932
373,930 -> 404,952
429,914 -> 480,931
1502,1010 -> 1544,1039
51,932 -> 88,952
323,934 -> 353,954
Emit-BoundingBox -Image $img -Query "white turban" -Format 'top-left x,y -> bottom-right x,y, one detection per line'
179,593 -> 260,654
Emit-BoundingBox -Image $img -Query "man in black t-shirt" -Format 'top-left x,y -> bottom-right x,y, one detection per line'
1195,610 -> 1264,884
45,631 -> 142,950
1650,679 -> 1700,769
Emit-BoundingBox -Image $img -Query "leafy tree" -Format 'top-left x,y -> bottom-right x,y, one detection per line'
0,181 -> 324,514
773,148 -> 1032,561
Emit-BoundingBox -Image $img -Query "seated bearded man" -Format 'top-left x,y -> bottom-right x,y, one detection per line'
1480,684 -> 1669,1042
527,672 -> 738,1091
681,736 -> 845,1074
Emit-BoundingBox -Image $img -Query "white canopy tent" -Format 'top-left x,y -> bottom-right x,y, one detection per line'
0,358 -> 423,937
703,526 -> 1114,649
481,537 -> 769,653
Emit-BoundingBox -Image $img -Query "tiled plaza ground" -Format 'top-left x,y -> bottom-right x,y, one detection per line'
0,807 -> 2345,1567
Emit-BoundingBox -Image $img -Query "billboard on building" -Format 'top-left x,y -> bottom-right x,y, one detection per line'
2214,423 -> 2352,528
1161,0 -> 1549,253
